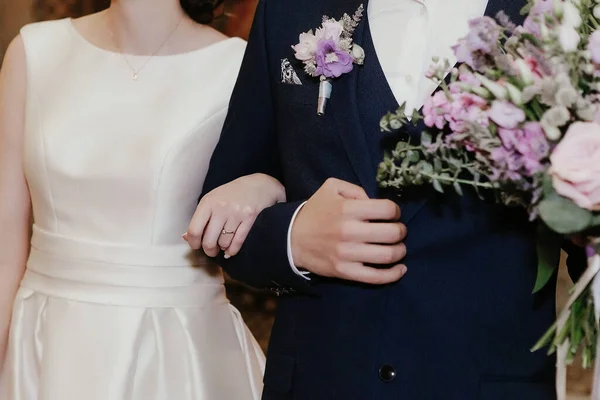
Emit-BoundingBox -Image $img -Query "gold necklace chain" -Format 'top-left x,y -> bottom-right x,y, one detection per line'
106,10 -> 183,81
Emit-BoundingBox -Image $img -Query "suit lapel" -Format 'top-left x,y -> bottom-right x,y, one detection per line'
323,0 -> 525,202
325,0 -> 379,197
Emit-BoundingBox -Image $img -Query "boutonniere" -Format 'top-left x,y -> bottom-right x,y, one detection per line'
292,5 -> 365,116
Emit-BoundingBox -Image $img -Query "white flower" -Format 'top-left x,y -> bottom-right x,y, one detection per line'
292,31 -> 318,61
351,44 -> 365,64
315,21 -> 343,42
506,83 -> 523,105
515,59 -> 534,85
542,124 -> 562,140
476,74 -> 508,100
558,25 -> 581,52
562,2 -> 582,28
553,0 -> 563,17
594,5 -> 600,19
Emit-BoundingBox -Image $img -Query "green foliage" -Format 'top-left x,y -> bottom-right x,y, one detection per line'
538,174 -> 600,235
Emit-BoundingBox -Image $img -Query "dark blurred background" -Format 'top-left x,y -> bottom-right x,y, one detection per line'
0,0 -> 259,62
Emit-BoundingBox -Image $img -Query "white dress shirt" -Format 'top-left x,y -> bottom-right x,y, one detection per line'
288,0 -> 489,277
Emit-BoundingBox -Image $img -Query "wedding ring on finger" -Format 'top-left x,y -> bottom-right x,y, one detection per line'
221,229 -> 235,235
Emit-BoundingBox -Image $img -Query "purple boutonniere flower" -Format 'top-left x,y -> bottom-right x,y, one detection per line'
315,39 -> 355,79
291,4 -> 365,115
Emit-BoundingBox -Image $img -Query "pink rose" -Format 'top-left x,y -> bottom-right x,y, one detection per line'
550,122 -> 600,211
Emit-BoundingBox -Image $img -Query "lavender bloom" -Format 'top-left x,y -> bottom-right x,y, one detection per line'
314,39 -> 354,78
495,11 -> 517,33
495,122 -> 549,178
465,17 -> 501,54
519,122 -> 550,174
523,0 -> 553,38
452,17 -> 501,71
490,147 -> 525,182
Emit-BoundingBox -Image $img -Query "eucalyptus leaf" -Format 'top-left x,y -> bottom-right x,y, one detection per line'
421,131 -> 433,147
408,150 -> 420,163
433,179 -> 444,193
539,194 -> 594,235
453,181 -> 464,196
533,223 -> 562,293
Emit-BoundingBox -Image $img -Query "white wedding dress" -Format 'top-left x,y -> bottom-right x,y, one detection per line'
0,19 -> 265,400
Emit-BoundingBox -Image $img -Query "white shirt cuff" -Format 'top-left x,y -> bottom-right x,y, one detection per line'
287,201 -> 311,280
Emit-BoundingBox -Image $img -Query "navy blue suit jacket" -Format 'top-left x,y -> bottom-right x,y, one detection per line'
202,1 -> 586,398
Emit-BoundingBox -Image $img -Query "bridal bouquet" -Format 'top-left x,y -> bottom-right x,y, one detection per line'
377,0 -> 600,397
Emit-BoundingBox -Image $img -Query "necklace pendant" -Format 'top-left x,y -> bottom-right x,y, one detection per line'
132,73 -> 138,81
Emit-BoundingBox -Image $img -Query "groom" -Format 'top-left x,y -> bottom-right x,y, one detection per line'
202,0 -> 586,398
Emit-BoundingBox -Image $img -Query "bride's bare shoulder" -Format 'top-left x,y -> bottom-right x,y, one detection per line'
188,23 -> 230,47
1,35 -> 26,81
70,10 -> 105,30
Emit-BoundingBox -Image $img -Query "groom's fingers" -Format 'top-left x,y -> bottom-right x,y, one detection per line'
345,199 -> 401,221
340,242 -> 407,265
339,263 -> 408,285
341,221 -> 407,244
330,178 -> 369,200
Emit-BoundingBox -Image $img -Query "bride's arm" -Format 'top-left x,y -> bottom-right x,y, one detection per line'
0,35 -> 31,367
185,173 -> 286,257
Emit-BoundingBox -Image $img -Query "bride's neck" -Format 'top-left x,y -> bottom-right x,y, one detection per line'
107,0 -> 190,53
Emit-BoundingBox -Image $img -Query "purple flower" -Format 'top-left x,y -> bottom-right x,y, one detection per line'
452,17 -> 500,70
453,39 -> 476,68
496,122 -> 549,177
447,93 -> 489,132
588,31 -> 600,64
314,39 -> 354,79
523,0 -> 553,38
458,70 -> 482,87
423,91 -> 451,129
490,147 -> 525,182
465,17 -> 500,54
488,100 -> 525,129
519,122 -> 550,161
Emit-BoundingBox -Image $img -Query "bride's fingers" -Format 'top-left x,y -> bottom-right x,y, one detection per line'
184,205 -> 212,250
225,219 -> 254,258
217,218 -> 241,250
202,215 -> 227,257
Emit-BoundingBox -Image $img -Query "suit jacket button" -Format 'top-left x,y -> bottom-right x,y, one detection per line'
378,365 -> 396,382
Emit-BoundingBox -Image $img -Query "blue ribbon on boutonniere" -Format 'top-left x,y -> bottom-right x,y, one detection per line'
291,4 -> 366,116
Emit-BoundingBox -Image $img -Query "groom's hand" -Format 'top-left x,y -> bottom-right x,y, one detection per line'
291,178 -> 408,285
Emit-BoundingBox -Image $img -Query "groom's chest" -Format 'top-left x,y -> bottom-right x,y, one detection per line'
267,0 -> 523,118
265,0 -> 525,189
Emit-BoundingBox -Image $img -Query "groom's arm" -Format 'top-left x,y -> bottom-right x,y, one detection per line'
201,0 -> 312,293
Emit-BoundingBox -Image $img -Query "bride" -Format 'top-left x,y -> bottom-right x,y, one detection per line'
0,0 -> 284,398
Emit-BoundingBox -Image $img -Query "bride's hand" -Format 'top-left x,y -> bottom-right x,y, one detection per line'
184,173 -> 286,258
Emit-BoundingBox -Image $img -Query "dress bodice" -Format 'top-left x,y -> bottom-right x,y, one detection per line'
20,19 -> 246,245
